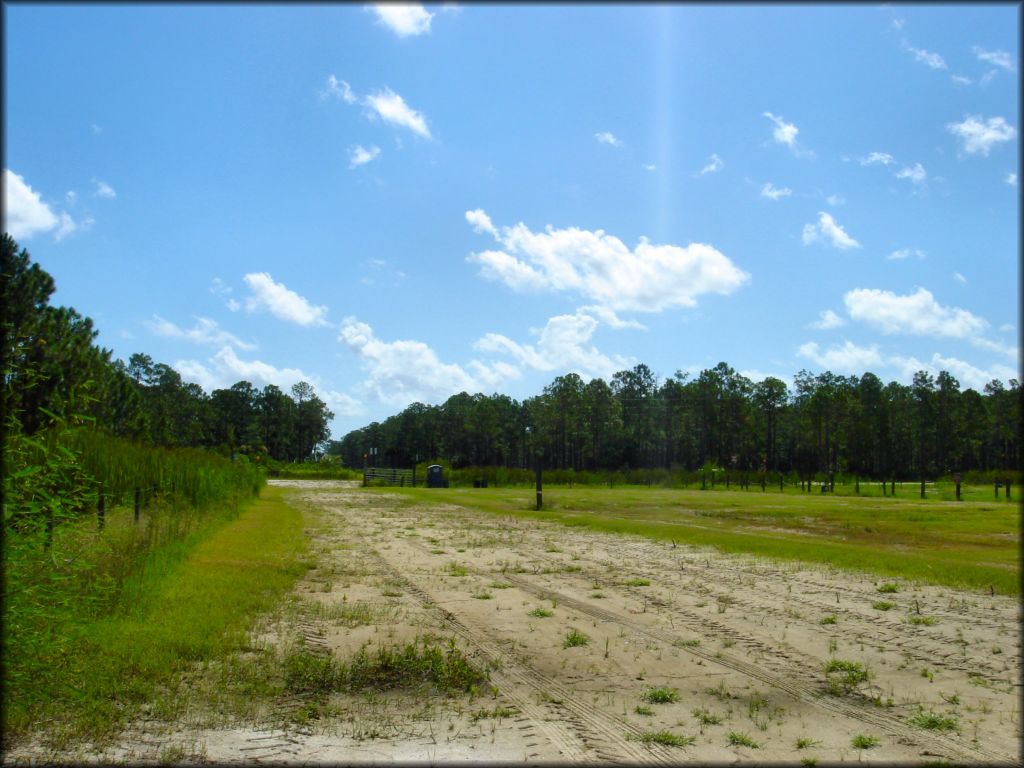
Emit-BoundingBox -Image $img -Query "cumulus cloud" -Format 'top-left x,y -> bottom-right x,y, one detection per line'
859,152 -> 894,166
339,317 -> 518,407
465,208 -> 496,236
763,111 -> 798,147
94,180 -> 116,198
843,287 -> 987,339
364,87 -> 431,139
1005,172 -> 1017,186
175,346 -> 323,395
902,40 -> 947,69
3,169 -> 60,240
973,46 -> 1015,72
474,309 -> 634,380
947,115 -> 1017,157
951,74 -> 973,86
808,309 -> 846,329
322,74 -> 356,103
801,212 -> 861,250
895,162 -> 927,184
595,131 -> 622,147
242,273 -> 330,327
894,353 -> 1019,391
887,248 -> 926,261
348,144 -> 381,168
760,182 -> 791,200
370,3 -> 434,37
148,315 -> 256,351
699,153 -> 724,174
797,341 -> 884,372
465,209 -> 749,313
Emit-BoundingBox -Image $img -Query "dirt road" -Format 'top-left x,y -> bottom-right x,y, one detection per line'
99,480 -> 1022,764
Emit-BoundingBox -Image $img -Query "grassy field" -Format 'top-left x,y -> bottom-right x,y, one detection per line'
381,484 -> 1020,595
3,485 -> 311,748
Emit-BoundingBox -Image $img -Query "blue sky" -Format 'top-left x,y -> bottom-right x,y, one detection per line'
4,3 -> 1020,437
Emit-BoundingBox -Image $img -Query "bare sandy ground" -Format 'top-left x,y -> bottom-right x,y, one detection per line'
16,479 -> 1021,764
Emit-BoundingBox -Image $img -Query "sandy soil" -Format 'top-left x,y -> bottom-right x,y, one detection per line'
20,480 -> 1022,764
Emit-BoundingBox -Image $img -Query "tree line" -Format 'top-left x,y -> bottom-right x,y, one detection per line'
2,233 -> 334,466
333,362 -> 1020,481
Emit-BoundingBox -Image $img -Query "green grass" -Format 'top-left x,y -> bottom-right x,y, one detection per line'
872,600 -> 895,611
642,686 -> 680,704
3,485 -> 309,747
562,628 -> 590,648
825,659 -> 870,695
528,607 -> 553,618
909,709 -> 959,732
876,582 -> 900,593
727,731 -> 760,748
632,730 -> 696,747
851,734 -> 880,749
381,485 -> 1019,594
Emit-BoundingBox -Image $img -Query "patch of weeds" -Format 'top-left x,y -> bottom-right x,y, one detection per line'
851,734 -> 879,749
722,637 -> 735,648
907,615 -> 937,626
939,692 -> 960,705
284,650 -> 341,695
446,562 -> 469,577
631,730 -> 696,747
527,607 -> 553,618
642,686 -> 680,704
727,731 -> 759,748
469,705 -> 519,722
472,591 -> 493,600
693,707 -> 722,726
591,591 -> 606,599
430,549 -> 446,555
800,758 -> 818,766
824,659 -> 870,695
795,736 -> 821,749
921,667 -> 935,682
706,681 -> 736,700
877,582 -> 899,594
489,582 -> 512,589
819,615 -> 837,625
563,628 -> 590,648
872,601 -> 895,611
380,588 -> 403,598
675,638 -> 701,647
634,704 -> 654,716
544,545 -> 562,553
909,708 -> 959,732
625,578 -> 651,587
343,637 -> 490,695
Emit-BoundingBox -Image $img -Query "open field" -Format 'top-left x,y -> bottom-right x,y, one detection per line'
14,479 -> 1015,765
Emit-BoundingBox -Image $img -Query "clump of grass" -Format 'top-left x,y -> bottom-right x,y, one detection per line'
343,637 -> 490,695
907,615 -> 937,626
819,614 -> 837,625
795,736 -> 821,749
591,591 -> 606,599
489,581 -> 512,589
693,707 -> 722,726
625,578 -> 651,587
909,709 -> 959,732
675,638 -> 701,647
872,600 -> 895,611
727,731 -> 759,748
642,686 -> 680,704
877,582 -> 899,594
380,588 -> 403,597
528,607 -> 553,618
631,730 -> 695,747
824,659 -> 870,695
469,705 -> 518,722
284,649 -> 340,695
851,734 -> 879,749
634,704 -> 654,716
471,591 -> 493,600
563,628 -> 590,648
446,562 -> 468,577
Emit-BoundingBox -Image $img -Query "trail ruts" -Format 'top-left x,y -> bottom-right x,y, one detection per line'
366,553 -> 677,764
499,571 -> 1012,765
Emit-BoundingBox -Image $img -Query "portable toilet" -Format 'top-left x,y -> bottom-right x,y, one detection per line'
427,464 -> 447,488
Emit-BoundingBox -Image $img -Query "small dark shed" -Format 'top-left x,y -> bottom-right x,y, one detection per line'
427,464 -> 448,488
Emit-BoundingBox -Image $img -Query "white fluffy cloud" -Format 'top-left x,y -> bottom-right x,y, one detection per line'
699,154 -> 724,174
465,210 -> 749,313
859,152 -> 894,166
947,115 -> 1017,157
895,163 -> 927,184
94,180 -> 116,198
148,315 -> 256,351
474,309 -> 633,380
4,169 -> 59,240
763,111 -> 798,147
843,287 -> 987,339
1006,172 -> 1018,186
348,144 -> 381,168
339,317 -> 518,406
176,346 -> 324,395
370,3 -> 434,37
322,74 -> 356,104
801,212 -> 861,250
797,341 -> 884,372
760,182 -> 791,200
808,309 -> 846,329
364,87 -> 431,139
973,46 -> 1015,72
902,41 -> 946,69
887,248 -> 926,261
594,131 -> 622,147
893,353 -> 1018,391
242,272 -> 330,327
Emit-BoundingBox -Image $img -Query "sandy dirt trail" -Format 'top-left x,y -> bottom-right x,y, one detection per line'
81,480 -> 1022,764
